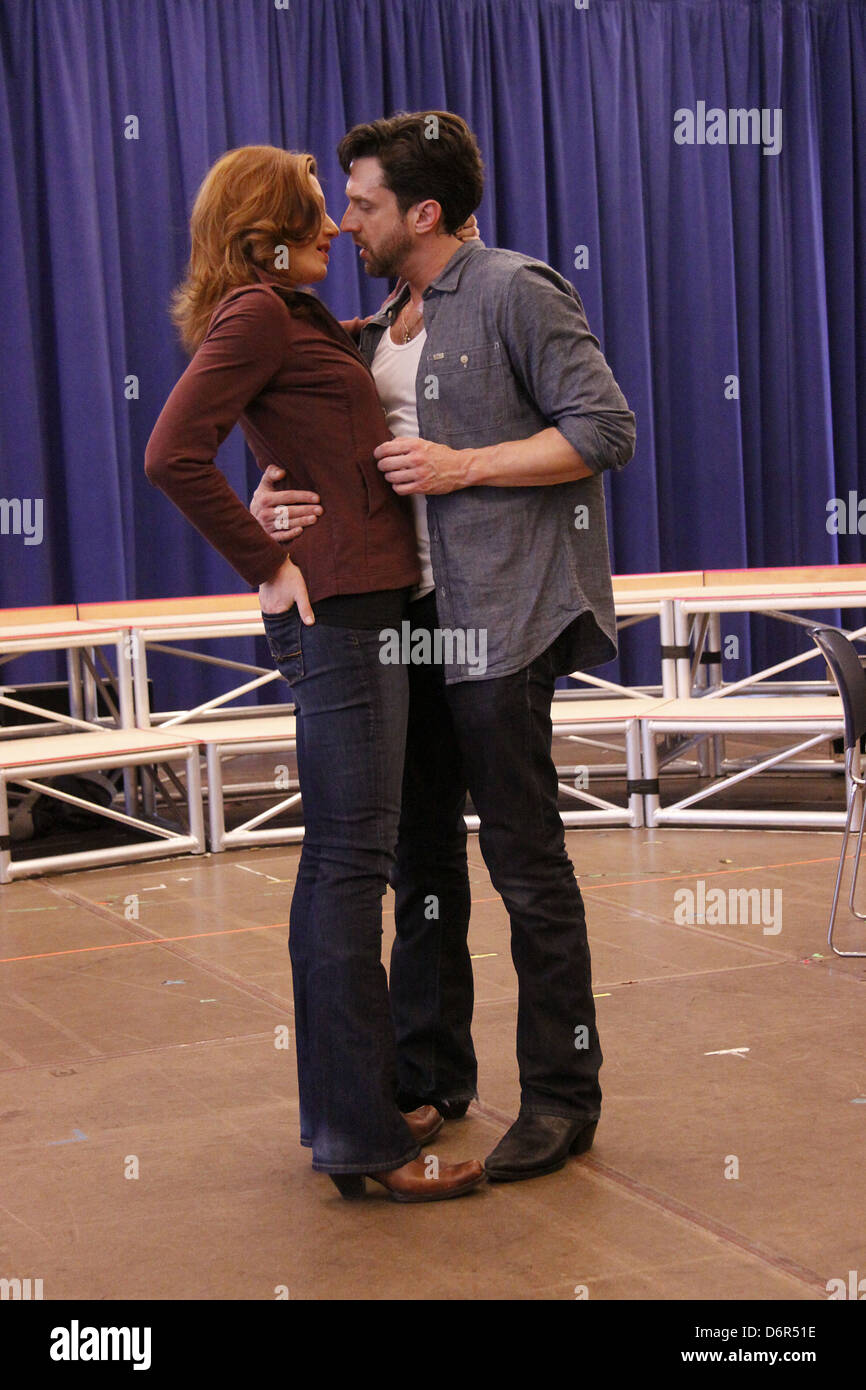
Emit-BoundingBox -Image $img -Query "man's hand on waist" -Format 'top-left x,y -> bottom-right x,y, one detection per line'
250,463 -> 323,539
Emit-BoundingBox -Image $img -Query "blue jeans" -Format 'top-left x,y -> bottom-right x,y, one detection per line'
390,592 -> 603,1122
262,607 -> 421,1175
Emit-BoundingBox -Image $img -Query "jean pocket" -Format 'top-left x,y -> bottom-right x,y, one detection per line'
261,606 -> 305,683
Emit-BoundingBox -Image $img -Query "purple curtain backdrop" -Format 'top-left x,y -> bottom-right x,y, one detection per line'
1,0 -> 864,702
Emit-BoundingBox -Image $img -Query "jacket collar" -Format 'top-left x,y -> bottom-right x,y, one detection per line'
247,263 -> 372,367
250,264 -> 319,304
251,264 -> 282,286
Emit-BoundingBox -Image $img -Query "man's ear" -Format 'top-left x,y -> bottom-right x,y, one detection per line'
412,198 -> 446,236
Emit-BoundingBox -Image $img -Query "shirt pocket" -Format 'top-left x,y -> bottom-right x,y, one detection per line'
425,341 -> 508,434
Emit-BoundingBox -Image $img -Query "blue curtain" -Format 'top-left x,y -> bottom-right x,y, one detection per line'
1,0 -> 864,699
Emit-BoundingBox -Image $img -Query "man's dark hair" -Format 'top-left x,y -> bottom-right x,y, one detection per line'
337,111 -> 484,235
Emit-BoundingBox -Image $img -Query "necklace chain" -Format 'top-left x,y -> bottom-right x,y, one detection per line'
399,299 -> 424,343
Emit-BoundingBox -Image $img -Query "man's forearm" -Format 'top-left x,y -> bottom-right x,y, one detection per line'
462,427 -> 594,487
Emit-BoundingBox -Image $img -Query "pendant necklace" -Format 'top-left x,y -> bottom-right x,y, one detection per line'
400,300 -> 424,343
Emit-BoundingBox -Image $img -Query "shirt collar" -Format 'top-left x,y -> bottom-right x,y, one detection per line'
368,281 -> 410,328
367,241 -> 483,327
424,238 -> 483,294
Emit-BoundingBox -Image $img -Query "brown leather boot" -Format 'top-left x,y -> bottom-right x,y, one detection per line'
330,1156 -> 485,1203
401,1105 -> 444,1143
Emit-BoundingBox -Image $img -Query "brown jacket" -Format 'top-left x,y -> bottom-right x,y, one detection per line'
144,270 -> 420,596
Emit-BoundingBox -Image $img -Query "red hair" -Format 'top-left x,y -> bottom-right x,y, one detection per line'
171,145 -> 323,352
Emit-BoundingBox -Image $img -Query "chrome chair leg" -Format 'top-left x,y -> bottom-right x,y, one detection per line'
848,780 -> 866,922
828,755 -> 866,957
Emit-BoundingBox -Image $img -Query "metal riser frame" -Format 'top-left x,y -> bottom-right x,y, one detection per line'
641,718 -> 847,830
0,747 -> 204,883
649,808 -> 848,829
205,719 -> 644,851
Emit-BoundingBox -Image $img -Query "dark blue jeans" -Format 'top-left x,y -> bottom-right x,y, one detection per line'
390,592 -> 603,1122
262,607 -> 421,1175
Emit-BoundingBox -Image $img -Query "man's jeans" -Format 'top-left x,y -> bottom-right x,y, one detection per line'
390,592 -> 603,1122
262,607 -> 420,1175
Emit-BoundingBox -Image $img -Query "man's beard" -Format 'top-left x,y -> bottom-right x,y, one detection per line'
360,222 -> 414,279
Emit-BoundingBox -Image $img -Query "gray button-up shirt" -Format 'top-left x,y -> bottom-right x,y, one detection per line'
359,240 -> 636,683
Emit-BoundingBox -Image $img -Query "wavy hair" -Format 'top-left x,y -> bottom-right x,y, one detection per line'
170,145 -> 323,352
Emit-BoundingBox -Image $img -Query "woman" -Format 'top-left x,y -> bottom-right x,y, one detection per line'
145,146 -> 484,1203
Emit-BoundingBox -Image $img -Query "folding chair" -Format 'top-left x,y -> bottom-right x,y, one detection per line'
810,626 -> 866,957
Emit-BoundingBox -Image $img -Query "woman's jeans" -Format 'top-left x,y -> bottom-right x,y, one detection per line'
261,607 -> 421,1175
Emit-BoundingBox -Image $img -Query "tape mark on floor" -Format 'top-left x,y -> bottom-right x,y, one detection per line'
234,864 -> 283,883
47,1128 -> 88,1146
40,884 -> 292,1015
582,851 -> 847,894
0,922 -> 283,965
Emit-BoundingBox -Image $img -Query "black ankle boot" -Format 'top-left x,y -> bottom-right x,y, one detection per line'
484,1113 -> 598,1182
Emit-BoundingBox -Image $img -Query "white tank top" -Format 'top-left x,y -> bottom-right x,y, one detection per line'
371,326 -> 434,601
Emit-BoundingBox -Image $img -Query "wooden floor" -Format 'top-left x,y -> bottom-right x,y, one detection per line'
1,821 -> 864,1301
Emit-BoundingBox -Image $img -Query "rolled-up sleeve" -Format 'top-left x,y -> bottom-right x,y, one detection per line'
144,288 -> 290,587
501,264 -> 636,474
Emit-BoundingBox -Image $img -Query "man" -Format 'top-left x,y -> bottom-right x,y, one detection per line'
252,111 -> 636,1182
